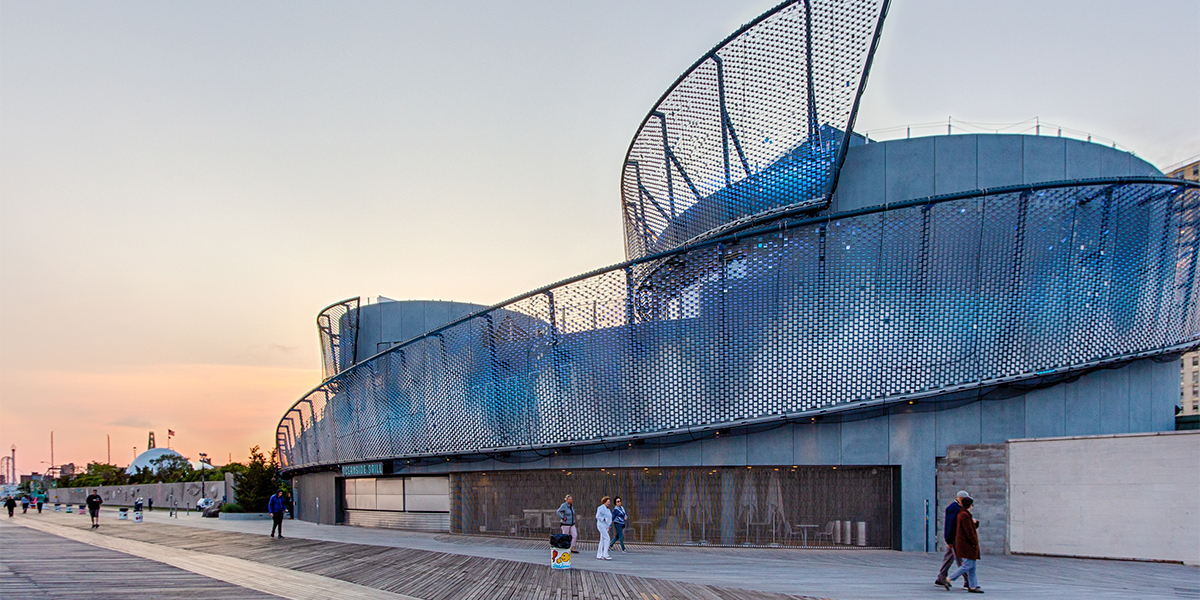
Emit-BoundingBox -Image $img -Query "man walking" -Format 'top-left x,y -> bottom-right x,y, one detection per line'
4,497 -> 14,517
935,490 -> 970,589
268,490 -> 286,539
86,489 -> 102,528
944,497 -> 983,593
595,496 -> 613,560
557,494 -> 578,553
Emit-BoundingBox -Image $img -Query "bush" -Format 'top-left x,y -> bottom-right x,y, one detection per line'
221,502 -> 244,513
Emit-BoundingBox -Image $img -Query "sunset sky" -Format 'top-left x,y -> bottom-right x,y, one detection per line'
2,0 -> 1197,475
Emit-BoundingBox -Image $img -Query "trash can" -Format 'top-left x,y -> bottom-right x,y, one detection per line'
550,533 -> 572,570
134,510 -> 143,523
79,505 -> 87,515
119,508 -> 129,520
54,503 -> 61,512
833,520 -> 841,544
842,520 -> 852,545
856,522 -> 867,547
65,505 -> 72,513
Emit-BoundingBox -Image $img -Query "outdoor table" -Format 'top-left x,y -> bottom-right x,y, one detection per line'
793,523 -> 820,546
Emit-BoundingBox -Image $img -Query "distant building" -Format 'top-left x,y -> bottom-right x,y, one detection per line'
1165,157 -> 1200,182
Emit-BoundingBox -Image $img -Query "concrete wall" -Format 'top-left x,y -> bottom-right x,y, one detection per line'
936,444 -> 1008,554
49,481 -> 226,509
830,134 -> 1161,214
292,471 -> 337,525
393,356 -> 1179,552
1008,431 -> 1200,565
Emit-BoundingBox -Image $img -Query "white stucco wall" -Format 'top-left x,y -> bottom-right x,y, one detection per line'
1008,431 -> 1199,565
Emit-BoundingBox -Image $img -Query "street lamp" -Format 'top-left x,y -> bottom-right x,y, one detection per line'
198,453 -> 207,503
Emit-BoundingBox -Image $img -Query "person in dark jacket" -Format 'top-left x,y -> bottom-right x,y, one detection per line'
4,497 -> 15,517
609,497 -> 628,553
86,490 -> 103,528
268,490 -> 286,538
943,497 -> 983,593
935,490 -> 971,589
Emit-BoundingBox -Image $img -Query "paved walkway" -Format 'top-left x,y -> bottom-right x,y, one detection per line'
12,508 -> 1200,599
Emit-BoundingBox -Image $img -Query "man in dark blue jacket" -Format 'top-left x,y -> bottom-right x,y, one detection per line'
935,490 -> 970,588
268,490 -> 286,539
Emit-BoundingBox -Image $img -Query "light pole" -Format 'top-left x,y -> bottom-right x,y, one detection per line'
198,453 -> 207,504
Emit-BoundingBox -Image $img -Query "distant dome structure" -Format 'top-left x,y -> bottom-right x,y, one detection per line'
125,447 -> 186,475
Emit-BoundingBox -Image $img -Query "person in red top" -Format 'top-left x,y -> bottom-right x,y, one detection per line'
942,496 -> 983,593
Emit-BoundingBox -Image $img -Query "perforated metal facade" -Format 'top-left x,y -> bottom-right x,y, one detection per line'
278,178 -> 1200,470
317,297 -> 360,380
621,0 -> 888,260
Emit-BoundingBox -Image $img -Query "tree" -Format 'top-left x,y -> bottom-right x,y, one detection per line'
233,445 -> 279,513
149,454 -> 193,483
62,462 -> 130,488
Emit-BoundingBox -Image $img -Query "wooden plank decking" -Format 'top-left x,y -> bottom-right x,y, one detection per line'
0,522 -> 282,599
12,515 -> 827,600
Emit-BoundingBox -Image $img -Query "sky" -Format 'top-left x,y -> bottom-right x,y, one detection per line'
2,0 -> 1197,475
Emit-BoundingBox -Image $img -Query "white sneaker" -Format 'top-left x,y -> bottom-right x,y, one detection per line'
604,556 -> 613,560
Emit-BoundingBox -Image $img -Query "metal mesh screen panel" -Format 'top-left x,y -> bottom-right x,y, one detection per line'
317,297 -> 360,380
452,466 -> 895,548
621,0 -> 887,260
278,181 -> 1200,470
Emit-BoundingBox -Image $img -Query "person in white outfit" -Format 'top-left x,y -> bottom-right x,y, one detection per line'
595,496 -> 613,560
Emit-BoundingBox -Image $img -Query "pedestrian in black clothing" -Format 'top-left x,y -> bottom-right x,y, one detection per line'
935,490 -> 971,589
4,497 -> 15,517
86,490 -> 103,528
268,490 -> 286,538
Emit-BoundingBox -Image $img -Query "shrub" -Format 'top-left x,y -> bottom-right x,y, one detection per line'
221,502 -> 244,513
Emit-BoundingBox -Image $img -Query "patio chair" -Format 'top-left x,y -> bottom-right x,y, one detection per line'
814,521 -> 836,545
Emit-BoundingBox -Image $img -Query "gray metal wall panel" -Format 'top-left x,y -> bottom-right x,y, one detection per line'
746,424 -> 793,465
659,439 -> 703,467
976,135 -> 1024,189
618,446 -> 660,468
840,416 -> 889,464
934,135 -> 978,194
833,141 -> 885,212
889,409 -> 937,552
885,137 -> 936,204
1023,385 -> 1066,439
1065,139 -> 1109,180
1065,374 -> 1103,436
701,434 -> 748,466
980,397 -> 1026,444
1151,358 -> 1182,432
1023,137 -> 1066,183
934,400 -> 982,454
793,421 -> 842,465
1098,366 -> 1131,434
1125,360 -> 1155,432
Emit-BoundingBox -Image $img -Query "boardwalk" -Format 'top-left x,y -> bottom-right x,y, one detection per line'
9,515 -> 823,600
0,523 -> 281,599
7,511 -> 1198,600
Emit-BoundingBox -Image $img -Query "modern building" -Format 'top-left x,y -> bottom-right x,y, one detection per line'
1164,157 -> 1200,419
276,0 -> 1199,552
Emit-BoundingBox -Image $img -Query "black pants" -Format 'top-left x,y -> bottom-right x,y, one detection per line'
271,512 -> 284,536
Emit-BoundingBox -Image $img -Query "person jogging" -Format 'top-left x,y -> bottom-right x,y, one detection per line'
268,490 -> 287,539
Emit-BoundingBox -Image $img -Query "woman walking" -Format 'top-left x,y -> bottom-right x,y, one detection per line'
609,497 -> 628,553
943,496 -> 983,593
595,496 -> 613,560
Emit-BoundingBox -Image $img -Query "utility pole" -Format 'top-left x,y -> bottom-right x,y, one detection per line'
10,445 -> 15,484
107,435 -> 111,464
50,433 -> 54,471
